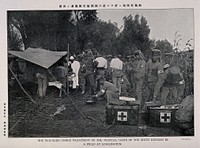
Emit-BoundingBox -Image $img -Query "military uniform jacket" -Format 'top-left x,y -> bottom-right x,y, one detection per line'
146,59 -> 164,82
134,59 -> 146,80
97,81 -> 119,97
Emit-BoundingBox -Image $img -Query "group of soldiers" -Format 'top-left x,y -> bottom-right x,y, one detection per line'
70,48 -> 185,109
9,47 -> 185,110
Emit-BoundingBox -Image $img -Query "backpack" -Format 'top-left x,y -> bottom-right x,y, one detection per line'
165,67 -> 181,85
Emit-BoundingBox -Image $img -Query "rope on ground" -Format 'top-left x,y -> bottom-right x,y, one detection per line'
87,116 -> 97,122
9,113 -> 28,132
9,66 -> 36,104
105,119 -> 116,131
65,94 -> 91,124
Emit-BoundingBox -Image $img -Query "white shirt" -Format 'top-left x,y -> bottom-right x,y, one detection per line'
95,57 -> 107,68
71,60 -> 80,74
110,58 -> 123,70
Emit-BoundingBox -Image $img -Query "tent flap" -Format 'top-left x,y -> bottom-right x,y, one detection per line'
8,48 -> 67,69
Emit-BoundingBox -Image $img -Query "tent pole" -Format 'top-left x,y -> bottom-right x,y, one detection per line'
8,66 -> 36,104
66,44 -> 70,94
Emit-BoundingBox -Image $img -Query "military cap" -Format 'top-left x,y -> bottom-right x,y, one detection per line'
134,50 -> 141,55
163,64 -> 170,69
130,55 -> 135,58
118,54 -> 122,58
152,49 -> 161,57
126,55 -> 132,58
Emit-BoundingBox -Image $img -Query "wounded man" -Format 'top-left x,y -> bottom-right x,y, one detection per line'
86,77 -> 126,105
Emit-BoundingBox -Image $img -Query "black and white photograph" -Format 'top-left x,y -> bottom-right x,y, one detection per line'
7,8 -> 195,138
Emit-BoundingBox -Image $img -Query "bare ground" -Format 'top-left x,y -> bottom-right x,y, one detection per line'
8,87 -> 183,137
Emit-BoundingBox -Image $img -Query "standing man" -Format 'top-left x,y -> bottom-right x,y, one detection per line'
133,50 -> 146,107
105,55 -> 112,82
85,49 -> 96,96
55,61 -> 67,97
78,54 -> 87,94
110,55 -> 124,95
35,66 -> 48,99
124,55 -> 133,88
145,49 -> 164,102
130,55 -> 137,95
70,56 -> 80,90
94,54 -> 107,91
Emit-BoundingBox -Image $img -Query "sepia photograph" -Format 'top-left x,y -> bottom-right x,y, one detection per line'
7,9 -> 194,138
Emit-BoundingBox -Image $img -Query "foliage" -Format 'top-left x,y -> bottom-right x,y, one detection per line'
117,14 -> 151,57
8,12 -> 152,58
154,39 -> 173,54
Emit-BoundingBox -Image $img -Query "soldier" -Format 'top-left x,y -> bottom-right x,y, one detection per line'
77,54 -> 87,94
84,49 -> 96,97
121,74 -> 131,97
110,54 -> 124,95
105,55 -> 112,82
55,61 -> 67,97
87,77 -> 126,105
133,50 -> 146,107
35,66 -> 48,99
124,55 -> 133,87
94,54 -> 107,91
70,56 -> 80,90
145,49 -> 164,102
129,55 -> 137,94
160,64 -> 184,105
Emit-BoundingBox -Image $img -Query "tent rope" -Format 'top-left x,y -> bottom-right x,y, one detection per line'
9,66 -> 36,104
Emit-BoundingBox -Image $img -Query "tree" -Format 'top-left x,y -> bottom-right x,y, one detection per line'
8,11 -> 74,51
70,10 -> 98,53
155,39 -> 173,54
117,14 -> 151,57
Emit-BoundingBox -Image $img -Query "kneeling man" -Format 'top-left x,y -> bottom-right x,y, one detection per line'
86,77 -> 126,105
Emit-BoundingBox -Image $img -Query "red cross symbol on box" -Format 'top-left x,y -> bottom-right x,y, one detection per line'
117,111 -> 127,121
160,112 -> 171,123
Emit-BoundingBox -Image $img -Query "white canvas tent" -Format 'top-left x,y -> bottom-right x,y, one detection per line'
8,47 -> 67,69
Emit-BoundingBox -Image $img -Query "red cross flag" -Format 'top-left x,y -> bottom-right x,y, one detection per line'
160,112 -> 171,123
117,111 -> 128,121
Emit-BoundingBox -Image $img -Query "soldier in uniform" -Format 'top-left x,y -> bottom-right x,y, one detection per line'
145,49 -> 164,102
110,55 -> 124,95
84,49 -> 96,96
160,64 -> 184,105
70,56 -> 80,90
129,55 -> 137,94
133,50 -> 146,107
77,54 -> 87,94
94,54 -> 107,91
121,74 -> 131,97
55,61 -> 67,97
124,55 -> 133,87
87,77 -> 126,105
35,66 -> 48,99
105,55 -> 112,82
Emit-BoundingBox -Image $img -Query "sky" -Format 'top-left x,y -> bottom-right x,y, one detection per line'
97,9 -> 194,50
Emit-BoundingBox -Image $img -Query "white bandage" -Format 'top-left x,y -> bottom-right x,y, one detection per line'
158,70 -> 164,74
179,80 -> 185,85
101,89 -> 105,93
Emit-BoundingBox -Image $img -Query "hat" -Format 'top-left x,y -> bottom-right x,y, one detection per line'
70,56 -> 74,60
152,49 -> 161,56
126,55 -> 131,58
163,64 -> 170,69
118,54 -> 122,58
134,50 -> 141,55
106,55 -> 112,58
